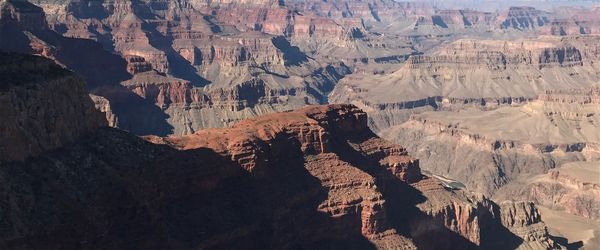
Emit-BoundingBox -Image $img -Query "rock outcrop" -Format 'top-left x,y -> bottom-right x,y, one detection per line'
379,87 -> 600,197
2,0 -> 598,138
499,7 -> 550,30
15,0 -> 357,135
0,53 -> 564,249
498,201 -> 561,249
497,161 -> 600,221
0,53 -> 105,162
330,36 -> 600,132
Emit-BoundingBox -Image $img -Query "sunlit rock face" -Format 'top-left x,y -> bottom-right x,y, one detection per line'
0,53 -> 563,248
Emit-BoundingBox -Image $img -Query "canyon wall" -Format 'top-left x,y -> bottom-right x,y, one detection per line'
0,53 -> 564,249
497,161 -> 600,222
380,88 -> 600,198
3,0 -> 599,137
0,52 -> 105,162
330,36 -> 600,132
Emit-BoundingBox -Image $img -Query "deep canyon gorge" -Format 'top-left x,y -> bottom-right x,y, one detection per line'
0,0 -> 599,249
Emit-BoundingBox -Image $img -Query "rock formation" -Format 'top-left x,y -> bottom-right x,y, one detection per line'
379,87 -> 600,197
0,52 -> 105,162
499,7 -> 550,30
10,0 -> 358,135
497,161 -> 600,221
330,36 -> 600,132
1,0 -> 599,138
0,53 -> 564,249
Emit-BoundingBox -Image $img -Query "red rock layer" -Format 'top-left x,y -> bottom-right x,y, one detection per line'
0,53 -> 564,248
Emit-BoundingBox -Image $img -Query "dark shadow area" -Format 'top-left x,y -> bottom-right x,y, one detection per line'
432,16 -> 449,28
203,15 -> 223,34
93,85 -> 174,136
306,63 -> 351,104
36,31 -> 132,89
254,65 -> 290,78
0,128 -> 378,249
323,123 -> 524,250
350,27 -> 366,39
67,0 -> 110,19
0,52 -> 72,92
329,130 -> 480,249
272,36 -> 309,66
0,0 -> 176,136
462,14 -> 473,27
139,19 -> 210,87
549,235 -> 584,250
368,3 -> 381,22
234,79 -> 266,107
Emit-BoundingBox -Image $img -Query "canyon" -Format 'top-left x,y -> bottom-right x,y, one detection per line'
380,87 -> 600,248
0,52 -> 565,249
3,0 -> 598,136
1,0 -> 600,249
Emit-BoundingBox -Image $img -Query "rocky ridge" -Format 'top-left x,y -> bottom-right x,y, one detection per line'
2,0 -> 599,137
330,36 -> 600,131
0,52 -> 105,162
496,161 -> 600,222
380,87 -> 600,197
0,53 -> 564,249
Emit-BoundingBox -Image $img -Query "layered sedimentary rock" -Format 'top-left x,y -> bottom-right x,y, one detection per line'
16,0 -> 360,135
499,6 -> 550,30
375,85 -> 600,248
0,53 -> 564,249
7,0 -> 596,137
497,161 -> 600,221
544,6 -> 600,35
0,0 -> 131,88
497,201 -> 561,249
330,36 -> 600,131
380,87 -> 600,198
3,0 -> 599,138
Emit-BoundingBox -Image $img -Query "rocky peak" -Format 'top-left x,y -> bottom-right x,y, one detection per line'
499,201 -> 543,228
164,104 -> 423,185
0,53 -> 105,162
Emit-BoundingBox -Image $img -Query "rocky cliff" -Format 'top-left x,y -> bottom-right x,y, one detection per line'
380,87 -> 600,197
2,0 -> 599,138
499,6 -> 550,30
330,36 -> 600,132
0,52 -> 105,162
11,0 -> 360,135
496,161 -> 600,222
0,53 -> 564,249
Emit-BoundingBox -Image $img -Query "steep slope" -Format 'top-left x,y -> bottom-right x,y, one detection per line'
0,53 -> 564,249
0,52 -> 105,161
381,87 -> 600,197
23,0 -> 352,135
379,88 -> 599,249
331,36 -> 600,131
497,161 -> 600,221
7,0 -> 599,137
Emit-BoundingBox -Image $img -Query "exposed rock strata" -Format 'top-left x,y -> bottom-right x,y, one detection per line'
380,88 -> 600,197
499,7 -> 550,30
497,161 -> 600,221
5,0 -> 599,137
330,36 -> 600,132
0,53 -> 564,249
